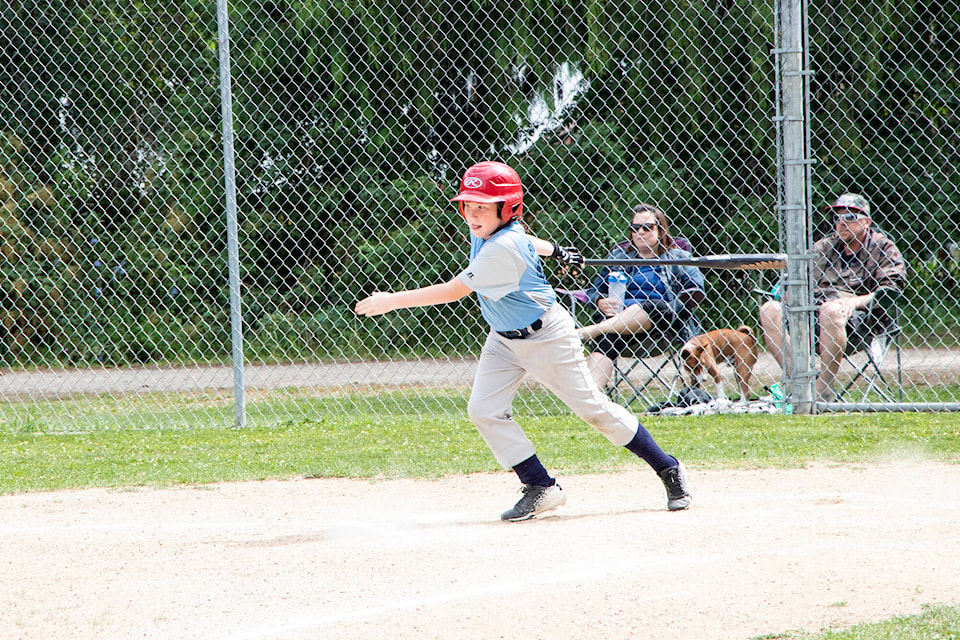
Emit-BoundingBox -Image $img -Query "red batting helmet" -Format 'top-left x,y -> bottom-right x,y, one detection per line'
450,161 -> 524,222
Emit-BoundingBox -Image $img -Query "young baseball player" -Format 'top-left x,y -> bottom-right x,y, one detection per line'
354,161 -> 691,521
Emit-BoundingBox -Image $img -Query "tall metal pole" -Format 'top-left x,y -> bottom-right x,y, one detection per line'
775,0 -> 816,414
217,0 -> 247,428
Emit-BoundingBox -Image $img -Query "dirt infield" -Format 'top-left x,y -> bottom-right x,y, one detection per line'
2,459 -> 958,640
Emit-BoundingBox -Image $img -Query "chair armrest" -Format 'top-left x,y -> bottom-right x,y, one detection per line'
752,284 -> 782,301
867,287 -> 902,334
872,286 -> 901,311
555,288 -> 590,304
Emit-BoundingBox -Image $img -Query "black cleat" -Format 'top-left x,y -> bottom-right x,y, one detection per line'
659,463 -> 692,511
500,483 -> 567,522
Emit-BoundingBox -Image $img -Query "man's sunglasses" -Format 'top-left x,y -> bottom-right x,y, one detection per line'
629,222 -> 658,232
833,212 -> 867,222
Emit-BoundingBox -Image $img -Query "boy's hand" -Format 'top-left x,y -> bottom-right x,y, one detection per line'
355,292 -> 395,317
549,242 -> 584,266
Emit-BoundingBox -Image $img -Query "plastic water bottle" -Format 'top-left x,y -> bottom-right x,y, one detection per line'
607,270 -> 628,313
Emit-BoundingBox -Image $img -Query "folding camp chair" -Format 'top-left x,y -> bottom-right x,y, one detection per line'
755,276 -> 905,405
835,286 -> 904,403
608,326 -> 691,408
557,237 -> 702,410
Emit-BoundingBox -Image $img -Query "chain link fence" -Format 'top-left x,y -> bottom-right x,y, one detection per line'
1,0 -> 958,430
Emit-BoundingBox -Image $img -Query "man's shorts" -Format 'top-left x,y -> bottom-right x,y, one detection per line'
808,305 -> 893,354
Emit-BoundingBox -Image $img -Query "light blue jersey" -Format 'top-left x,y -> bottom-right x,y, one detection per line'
457,222 -> 555,332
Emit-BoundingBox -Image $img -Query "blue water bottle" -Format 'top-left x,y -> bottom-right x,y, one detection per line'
607,270 -> 628,312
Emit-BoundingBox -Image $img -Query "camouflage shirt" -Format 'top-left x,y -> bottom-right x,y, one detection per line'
812,229 -> 906,303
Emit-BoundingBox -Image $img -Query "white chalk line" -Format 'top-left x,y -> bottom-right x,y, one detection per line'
227,554 -> 705,640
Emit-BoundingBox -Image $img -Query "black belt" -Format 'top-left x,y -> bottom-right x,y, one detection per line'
496,318 -> 543,340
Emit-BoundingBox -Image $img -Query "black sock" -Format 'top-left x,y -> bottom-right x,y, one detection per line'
624,422 -> 676,473
512,454 -> 555,487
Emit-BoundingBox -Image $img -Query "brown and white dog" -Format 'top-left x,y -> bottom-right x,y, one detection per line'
679,326 -> 758,402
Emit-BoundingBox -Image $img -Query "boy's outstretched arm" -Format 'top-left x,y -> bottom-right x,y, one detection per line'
355,277 -> 472,317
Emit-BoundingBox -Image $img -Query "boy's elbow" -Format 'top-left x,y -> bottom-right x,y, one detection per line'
446,278 -> 472,302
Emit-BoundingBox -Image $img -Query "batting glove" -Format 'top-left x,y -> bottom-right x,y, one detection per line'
550,242 -> 584,266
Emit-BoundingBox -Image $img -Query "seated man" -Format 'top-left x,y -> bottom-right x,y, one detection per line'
578,203 -> 706,391
759,193 -> 907,402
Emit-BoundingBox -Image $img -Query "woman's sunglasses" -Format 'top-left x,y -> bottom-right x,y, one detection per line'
629,222 -> 658,233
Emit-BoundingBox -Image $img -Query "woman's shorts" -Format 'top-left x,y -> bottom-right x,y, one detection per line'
591,299 -> 682,360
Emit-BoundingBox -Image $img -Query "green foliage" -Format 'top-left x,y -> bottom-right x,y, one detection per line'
900,257 -> 960,346
1,0 -> 958,369
810,0 -> 960,253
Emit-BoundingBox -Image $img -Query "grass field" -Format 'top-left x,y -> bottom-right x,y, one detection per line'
777,604 -> 960,639
2,389 -> 959,494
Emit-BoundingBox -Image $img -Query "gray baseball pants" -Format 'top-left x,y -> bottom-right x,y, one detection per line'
468,303 -> 640,469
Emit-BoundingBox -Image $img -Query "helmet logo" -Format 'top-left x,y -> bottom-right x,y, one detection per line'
463,177 -> 483,189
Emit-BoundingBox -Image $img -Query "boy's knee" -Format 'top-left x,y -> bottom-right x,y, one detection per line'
467,398 -> 504,426
466,399 -> 484,423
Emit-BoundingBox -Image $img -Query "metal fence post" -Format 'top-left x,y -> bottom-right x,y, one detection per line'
217,0 -> 246,428
776,0 -> 816,414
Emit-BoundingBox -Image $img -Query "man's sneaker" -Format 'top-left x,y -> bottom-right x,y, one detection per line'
500,483 -> 566,522
659,463 -> 691,511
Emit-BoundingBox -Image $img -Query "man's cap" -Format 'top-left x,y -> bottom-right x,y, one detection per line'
828,193 -> 870,217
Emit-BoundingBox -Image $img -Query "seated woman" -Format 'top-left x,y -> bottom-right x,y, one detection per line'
578,203 -> 706,391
